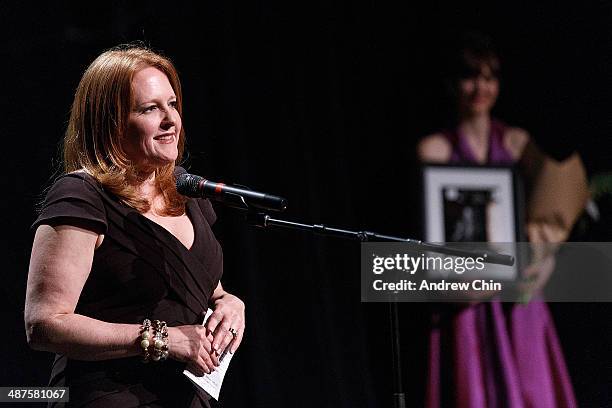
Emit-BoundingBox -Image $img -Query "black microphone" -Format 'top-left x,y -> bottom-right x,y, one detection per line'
176,172 -> 288,212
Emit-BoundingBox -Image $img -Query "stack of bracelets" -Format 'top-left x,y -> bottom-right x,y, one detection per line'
139,319 -> 169,363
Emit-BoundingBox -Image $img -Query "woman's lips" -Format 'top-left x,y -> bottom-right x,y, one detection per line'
154,133 -> 175,143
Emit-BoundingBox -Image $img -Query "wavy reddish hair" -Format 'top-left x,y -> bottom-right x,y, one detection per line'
64,44 -> 187,215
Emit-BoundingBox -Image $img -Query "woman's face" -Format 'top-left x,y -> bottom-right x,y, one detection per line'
457,64 -> 499,116
124,66 -> 182,171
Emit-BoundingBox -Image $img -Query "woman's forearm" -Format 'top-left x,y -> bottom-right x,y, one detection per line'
26,313 -> 141,361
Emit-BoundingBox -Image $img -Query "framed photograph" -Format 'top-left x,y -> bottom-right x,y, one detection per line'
421,164 -> 524,280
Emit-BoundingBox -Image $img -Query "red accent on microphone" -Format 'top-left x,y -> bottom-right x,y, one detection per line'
215,183 -> 225,194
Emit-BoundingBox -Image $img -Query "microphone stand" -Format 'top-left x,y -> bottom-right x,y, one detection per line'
244,212 -> 514,266
242,211 -> 513,408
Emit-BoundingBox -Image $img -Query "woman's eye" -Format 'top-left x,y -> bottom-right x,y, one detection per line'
169,101 -> 178,109
143,105 -> 157,113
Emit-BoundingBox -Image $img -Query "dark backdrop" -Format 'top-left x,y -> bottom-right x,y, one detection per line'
3,1 -> 612,407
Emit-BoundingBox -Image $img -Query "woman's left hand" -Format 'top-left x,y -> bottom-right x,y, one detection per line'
517,221 -> 569,301
205,292 -> 245,355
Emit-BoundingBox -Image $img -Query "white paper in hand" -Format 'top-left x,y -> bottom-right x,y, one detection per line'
183,308 -> 235,401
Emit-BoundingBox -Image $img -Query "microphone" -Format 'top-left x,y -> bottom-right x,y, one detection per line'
176,172 -> 288,212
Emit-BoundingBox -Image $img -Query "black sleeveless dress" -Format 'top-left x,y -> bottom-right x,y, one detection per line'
32,170 -> 223,407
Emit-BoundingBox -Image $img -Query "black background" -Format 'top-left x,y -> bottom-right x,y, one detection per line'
3,1 -> 611,406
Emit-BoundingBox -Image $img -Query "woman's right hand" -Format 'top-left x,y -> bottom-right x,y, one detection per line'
167,325 -> 220,376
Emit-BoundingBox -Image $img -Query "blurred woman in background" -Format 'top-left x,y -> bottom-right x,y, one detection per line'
417,32 -> 586,407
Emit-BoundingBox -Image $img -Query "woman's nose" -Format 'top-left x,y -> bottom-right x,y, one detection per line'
475,76 -> 486,89
161,107 -> 176,128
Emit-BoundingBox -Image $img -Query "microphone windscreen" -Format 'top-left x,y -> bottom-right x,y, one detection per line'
176,173 -> 204,197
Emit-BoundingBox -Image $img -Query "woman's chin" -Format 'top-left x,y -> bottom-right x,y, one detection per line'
153,150 -> 179,166
157,157 -> 178,168
133,157 -> 178,173
467,104 -> 493,116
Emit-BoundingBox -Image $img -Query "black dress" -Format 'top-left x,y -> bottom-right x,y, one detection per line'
32,170 -> 223,407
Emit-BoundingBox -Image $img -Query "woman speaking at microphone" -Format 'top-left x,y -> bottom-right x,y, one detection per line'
25,45 -> 245,407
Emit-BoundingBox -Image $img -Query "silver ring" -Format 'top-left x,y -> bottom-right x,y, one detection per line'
229,328 -> 238,338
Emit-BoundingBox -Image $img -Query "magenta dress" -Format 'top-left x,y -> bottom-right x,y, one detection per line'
426,120 -> 577,407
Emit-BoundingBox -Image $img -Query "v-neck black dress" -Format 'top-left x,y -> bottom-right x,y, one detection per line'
32,170 -> 223,407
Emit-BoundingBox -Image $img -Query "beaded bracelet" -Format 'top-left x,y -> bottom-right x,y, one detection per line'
151,320 -> 169,362
139,319 -> 152,363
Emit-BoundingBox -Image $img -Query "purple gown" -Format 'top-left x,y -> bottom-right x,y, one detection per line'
426,120 -> 577,407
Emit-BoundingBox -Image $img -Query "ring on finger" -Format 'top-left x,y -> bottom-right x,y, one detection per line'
229,328 -> 238,338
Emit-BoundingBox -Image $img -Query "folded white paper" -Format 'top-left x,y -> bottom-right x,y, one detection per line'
183,308 -> 235,401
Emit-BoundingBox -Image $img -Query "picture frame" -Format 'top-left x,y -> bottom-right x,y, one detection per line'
421,164 -> 525,280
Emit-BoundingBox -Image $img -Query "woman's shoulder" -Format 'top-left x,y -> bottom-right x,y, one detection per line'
59,169 -> 100,184
502,126 -> 530,160
33,169 -> 108,233
417,132 -> 452,163
194,197 -> 217,226
46,170 -> 105,199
